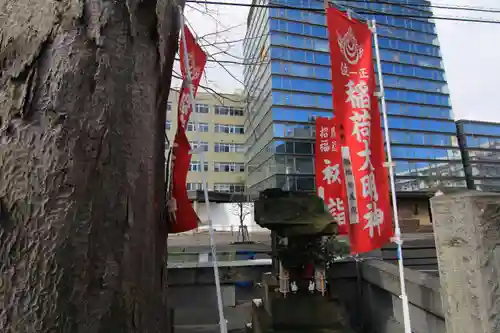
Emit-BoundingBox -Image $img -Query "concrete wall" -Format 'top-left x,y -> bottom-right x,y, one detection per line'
329,260 -> 444,333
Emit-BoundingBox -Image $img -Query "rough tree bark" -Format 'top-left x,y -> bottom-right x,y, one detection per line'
0,0 -> 179,332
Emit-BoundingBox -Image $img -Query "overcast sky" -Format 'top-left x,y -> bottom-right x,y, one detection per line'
175,0 -> 500,122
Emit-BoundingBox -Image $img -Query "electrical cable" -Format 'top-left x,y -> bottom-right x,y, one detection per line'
185,1 -> 500,24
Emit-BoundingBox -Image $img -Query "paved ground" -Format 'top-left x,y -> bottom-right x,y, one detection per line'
168,231 -> 271,250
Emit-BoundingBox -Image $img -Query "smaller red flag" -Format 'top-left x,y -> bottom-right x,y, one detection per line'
169,128 -> 198,233
168,25 -> 208,234
179,25 -> 207,96
315,117 -> 349,235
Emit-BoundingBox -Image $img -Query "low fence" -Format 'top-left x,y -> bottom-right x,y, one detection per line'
329,260 -> 444,333
380,236 -> 438,272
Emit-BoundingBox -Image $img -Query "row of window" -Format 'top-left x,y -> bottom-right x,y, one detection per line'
189,161 -> 245,172
250,173 -> 463,194
249,157 -> 465,181
270,46 -> 444,70
271,89 -> 449,109
270,105 -> 452,123
470,164 -> 500,178
462,123 -> 500,137
188,142 -> 245,153
168,103 -> 245,116
270,60 -> 449,94
268,139 -> 462,160
466,150 -> 500,162
390,131 -> 458,147
465,136 -> 500,149
270,16 -> 437,46
186,182 -> 246,193
270,106 -> 454,130
270,123 -> 458,148
269,7 -> 436,34
340,0 -> 433,17
271,75 -> 450,106
166,122 -> 245,134
270,31 -> 441,58
381,62 -> 445,81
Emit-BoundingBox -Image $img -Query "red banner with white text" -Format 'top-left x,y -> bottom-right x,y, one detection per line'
315,117 -> 349,235
168,25 -> 207,234
178,25 -> 207,130
326,7 -> 393,253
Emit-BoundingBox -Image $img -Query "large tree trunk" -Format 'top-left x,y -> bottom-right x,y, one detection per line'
0,0 -> 178,331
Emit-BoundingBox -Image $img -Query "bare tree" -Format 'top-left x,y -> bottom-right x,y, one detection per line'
0,0 -> 179,332
231,194 -> 252,243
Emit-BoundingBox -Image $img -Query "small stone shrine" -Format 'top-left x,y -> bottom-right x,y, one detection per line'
248,188 -> 354,333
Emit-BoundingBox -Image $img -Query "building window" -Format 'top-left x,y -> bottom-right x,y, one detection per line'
214,143 -> 245,153
189,161 -> 209,172
167,102 -> 172,112
195,104 -> 210,114
187,122 -> 209,132
166,120 -> 171,130
214,183 -> 245,193
215,124 -> 245,134
187,182 -> 204,191
189,141 -> 209,152
215,106 -> 244,116
214,162 -> 245,172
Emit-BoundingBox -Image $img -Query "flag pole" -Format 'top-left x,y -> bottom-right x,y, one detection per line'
178,8 -> 227,333
370,19 -> 412,333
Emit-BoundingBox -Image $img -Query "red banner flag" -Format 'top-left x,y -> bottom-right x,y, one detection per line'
178,25 -> 207,129
326,7 -> 393,253
315,117 -> 349,235
168,25 -> 207,234
169,129 -> 199,233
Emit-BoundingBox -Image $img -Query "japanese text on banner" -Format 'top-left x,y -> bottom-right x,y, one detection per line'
315,117 -> 349,235
326,7 -> 393,253
169,24 -> 207,234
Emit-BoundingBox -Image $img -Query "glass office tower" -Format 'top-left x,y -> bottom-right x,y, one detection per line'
243,0 -> 466,195
457,120 -> 500,192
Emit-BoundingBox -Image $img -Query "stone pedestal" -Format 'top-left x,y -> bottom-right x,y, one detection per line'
251,273 -> 355,333
430,191 -> 500,333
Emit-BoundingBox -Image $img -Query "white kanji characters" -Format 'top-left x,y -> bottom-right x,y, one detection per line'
188,54 -> 202,82
357,140 -> 373,171
317,186 -> 325,200
320,126 -> 329,139
179,93 -> 191,128
322,159 -> 341,185
360,172 -> 378,202
330,126 -> 336,138
345,80 -> 370,109
320,140 -> 330,152
327,197 -> 346,225
331,140 -> 338,152
359,68 -> 368,79
350,109 -> 371,142
341,62 -> 350,76
363,202 -> 384,238
340,62 -> 356,77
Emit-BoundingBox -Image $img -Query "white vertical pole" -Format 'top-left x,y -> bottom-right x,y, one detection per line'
178,8 -> 227,333
370,19 -> 412,333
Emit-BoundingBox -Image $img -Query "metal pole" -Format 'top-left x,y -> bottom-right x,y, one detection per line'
178,9 -> 227,333
370,19 -> 412,333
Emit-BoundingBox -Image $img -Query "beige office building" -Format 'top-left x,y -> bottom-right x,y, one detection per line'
166,90 -> 247,193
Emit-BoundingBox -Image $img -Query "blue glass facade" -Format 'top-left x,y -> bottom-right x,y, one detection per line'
457,120 -> 500,192
244,0 -> 466,195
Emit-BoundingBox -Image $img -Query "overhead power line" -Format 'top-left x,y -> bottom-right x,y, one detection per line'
330,0 -> 500,14
185,1 -> 500,24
